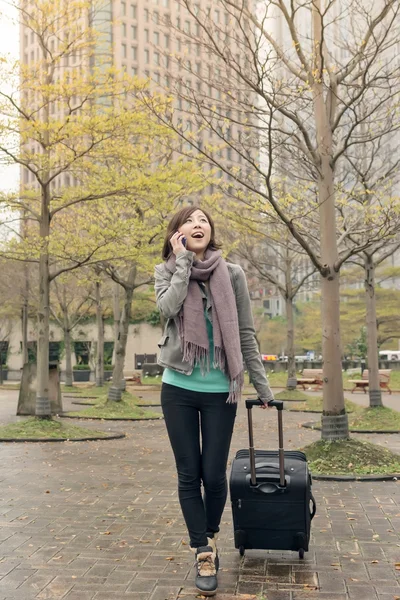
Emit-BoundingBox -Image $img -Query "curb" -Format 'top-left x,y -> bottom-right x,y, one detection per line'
301,421 -> 400,434
287,409 -> 355,414
136,404 -> 162,408
63,395 -> 97,400
0,432 -> 126,443
71,401 -> 96,406
60,414 -> 164,422
311,472 -> 400,481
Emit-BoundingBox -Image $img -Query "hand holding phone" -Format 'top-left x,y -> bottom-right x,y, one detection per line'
171,231 -> 187,256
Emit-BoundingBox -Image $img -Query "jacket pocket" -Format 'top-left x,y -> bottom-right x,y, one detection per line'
158,334 -> 169,348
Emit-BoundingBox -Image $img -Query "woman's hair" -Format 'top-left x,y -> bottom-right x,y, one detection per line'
162,205 -> 222,260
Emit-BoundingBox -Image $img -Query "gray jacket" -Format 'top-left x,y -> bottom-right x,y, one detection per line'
154,250 -> 274,402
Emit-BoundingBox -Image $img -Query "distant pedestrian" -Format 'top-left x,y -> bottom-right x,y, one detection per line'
154,206 -> 274,596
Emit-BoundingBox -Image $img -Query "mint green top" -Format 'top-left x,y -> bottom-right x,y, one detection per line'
162,305 -> 230,393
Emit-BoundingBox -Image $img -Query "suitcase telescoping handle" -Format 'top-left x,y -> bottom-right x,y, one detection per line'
245,398 -> 285,488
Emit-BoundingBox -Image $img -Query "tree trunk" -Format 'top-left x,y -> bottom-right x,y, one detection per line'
284,253 -> 296,389
364,254 -> 382,407
313,0 -> 348,440
112,282 -> 120,365
0,345 -> 3,385
64,325 -> 73,387
22,262 -> 29,365
36,185 -> 51,418
95,281 -> 104,387
285,295 -> 297,390
108,266 -> 136,402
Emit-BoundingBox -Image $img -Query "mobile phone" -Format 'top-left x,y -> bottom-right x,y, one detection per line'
182,236 -> 187,247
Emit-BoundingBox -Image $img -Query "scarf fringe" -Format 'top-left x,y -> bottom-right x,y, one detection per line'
179,330 -> 244,403
227,370 -> 245,404
182,340 -> 210,375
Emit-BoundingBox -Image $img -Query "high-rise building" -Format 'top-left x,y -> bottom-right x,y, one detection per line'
19,0 -> 252,193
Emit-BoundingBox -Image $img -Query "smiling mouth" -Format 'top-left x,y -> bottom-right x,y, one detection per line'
191,233 -> 204,239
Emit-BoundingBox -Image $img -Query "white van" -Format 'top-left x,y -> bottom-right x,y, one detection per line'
379,350 -> 400,361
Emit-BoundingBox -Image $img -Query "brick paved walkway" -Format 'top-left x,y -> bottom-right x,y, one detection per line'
0,389 -> 399,600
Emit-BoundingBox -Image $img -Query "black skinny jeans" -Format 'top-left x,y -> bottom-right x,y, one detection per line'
161,382 -> 237,548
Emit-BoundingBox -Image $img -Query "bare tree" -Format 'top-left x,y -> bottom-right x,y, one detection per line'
145,0 -> 400,440
224,209 -> 317,389
347,239 -> 400,407
49,274 -> 95,388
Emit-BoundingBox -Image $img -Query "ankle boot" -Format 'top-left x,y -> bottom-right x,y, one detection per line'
207,536 -> 219,571
194,544 -> 218,596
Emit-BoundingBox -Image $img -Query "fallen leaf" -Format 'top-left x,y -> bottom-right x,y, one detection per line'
370,560 -> 379,564
165,557 -> 174,561
100,531 -> 111,535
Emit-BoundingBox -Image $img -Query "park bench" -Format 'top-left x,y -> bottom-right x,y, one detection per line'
297,368 -> 323,391
348,369 -> 392,394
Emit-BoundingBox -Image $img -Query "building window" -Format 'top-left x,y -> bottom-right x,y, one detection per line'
184,20 -> 190,33
131,66 -> 137,76
154,51 -> 160,65
122,43 -> 127,58
164,34 -> 170,48
163,0 -> 169,6
164,55 -> 169,68
195,23 -> 200,36
74,341 -> 91,366
154,31 -> 159,45
131,4 -> 136,18
122,23 -> 127,37
153,11 -> 159,24
154,71 -> 160,83
145,69 -> 150,78
164,75 -> 170,87
145,29 -> 149,42
121,1 -> 126,16
214,9 -> 220,23
144,8 -> 149,21
145,49 -> 150,63
131,25 -> 137,39
131,45 -> 137,60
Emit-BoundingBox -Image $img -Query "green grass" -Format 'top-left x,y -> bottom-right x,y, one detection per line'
139,375 -> 163,386
0,418 -> 111,440
348,406 -> 400,431
290,397 -> 361,413
275,390 -> 312,402
66,391 -> 161,420
302,438 -> 400,475
111,369 -> 400,391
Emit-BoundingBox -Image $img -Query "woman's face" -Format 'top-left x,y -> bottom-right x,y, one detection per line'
178,209 -> 212,254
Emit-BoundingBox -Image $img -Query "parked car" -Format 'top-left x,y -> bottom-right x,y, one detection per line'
379,350 -> 400,361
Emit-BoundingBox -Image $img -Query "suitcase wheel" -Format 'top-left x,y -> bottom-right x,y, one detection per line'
299,548 -> 305,559
239,546 -> 245,557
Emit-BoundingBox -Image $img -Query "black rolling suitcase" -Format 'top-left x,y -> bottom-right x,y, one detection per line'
229,399 -> 316,559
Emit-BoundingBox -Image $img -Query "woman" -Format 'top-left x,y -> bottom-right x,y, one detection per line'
154,206 -> 274,596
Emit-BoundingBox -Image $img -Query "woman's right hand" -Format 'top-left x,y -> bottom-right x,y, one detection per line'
170,231 -> 187,256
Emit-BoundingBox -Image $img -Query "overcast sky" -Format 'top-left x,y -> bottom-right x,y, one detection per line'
0,1 -> 19,193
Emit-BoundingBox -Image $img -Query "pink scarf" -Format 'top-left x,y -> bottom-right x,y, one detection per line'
166,249 -> 244,403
